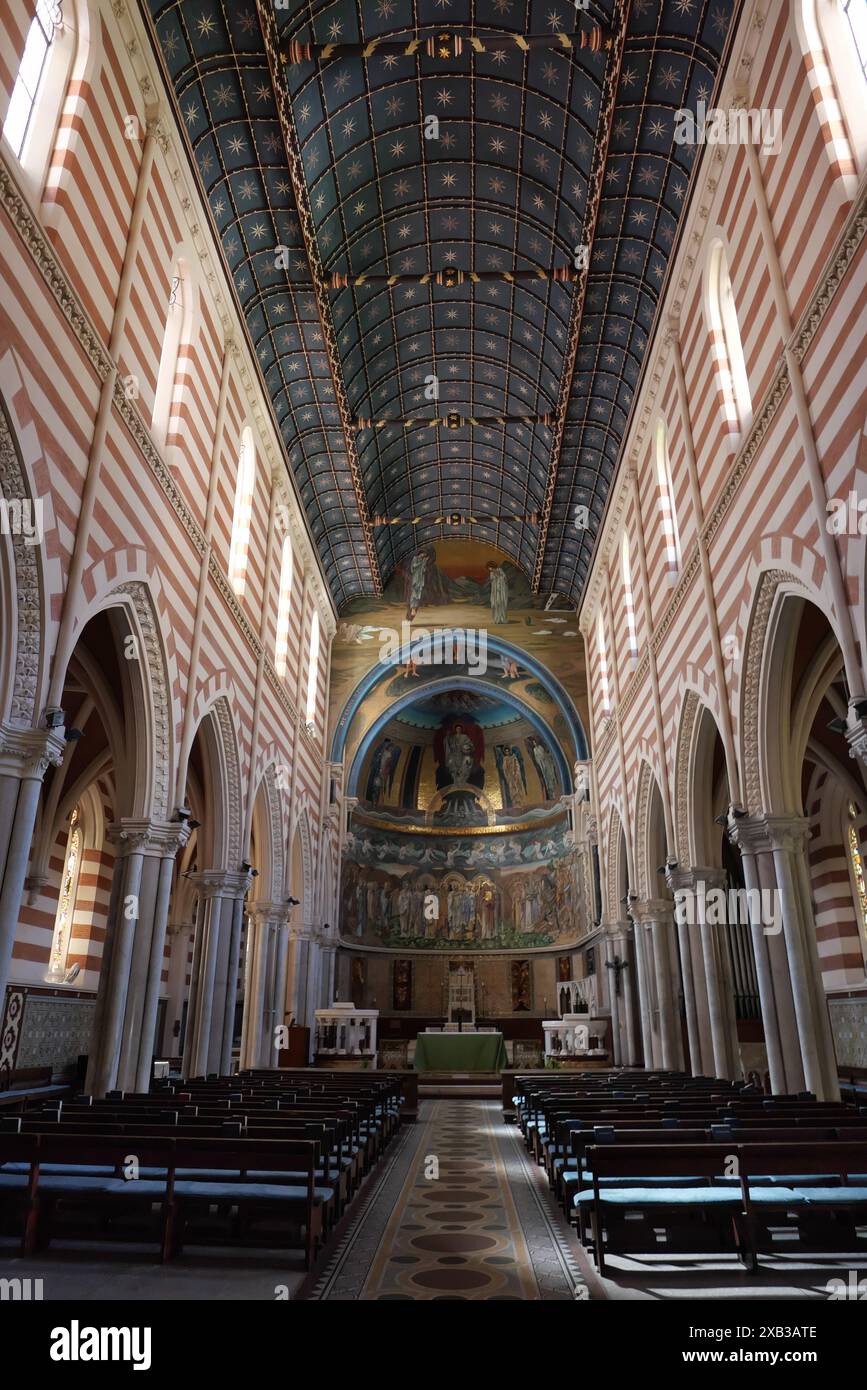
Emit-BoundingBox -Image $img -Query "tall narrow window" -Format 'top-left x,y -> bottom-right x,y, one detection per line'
708,242 -> 752,434
229,427 -> 256,597
846,802 -> 867,964
840,0 -> 867,86
3,1 -> 62,160
152,264 -> 187,450
46,806 -> 81,983
305,609 -> 320,729
274,533 -> 293,679
596,611 -> 611,716
655,420 -> 682,579
621,531 -> 638,661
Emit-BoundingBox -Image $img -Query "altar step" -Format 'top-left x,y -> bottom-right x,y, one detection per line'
417,1071 -> 502,1099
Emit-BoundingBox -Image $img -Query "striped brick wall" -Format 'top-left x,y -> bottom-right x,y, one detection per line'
0,0 -> 337,1012
581,0 -> 867,999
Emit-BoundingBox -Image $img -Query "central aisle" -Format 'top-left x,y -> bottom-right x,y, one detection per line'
309,1100 -> 588,1301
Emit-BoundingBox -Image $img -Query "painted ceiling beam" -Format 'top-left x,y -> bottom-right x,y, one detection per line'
531,0 -> 632,594
326,266 -> 578,290
371,512 -> 540,528
281,26 -> 610,67
256,0 -> 383,595
355,412 -> 554,431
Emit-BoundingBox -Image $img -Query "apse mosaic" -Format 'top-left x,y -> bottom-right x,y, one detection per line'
145,0 -> 734,607
340,684 -> 586,949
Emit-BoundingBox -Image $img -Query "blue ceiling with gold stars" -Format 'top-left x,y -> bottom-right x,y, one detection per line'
143,0 -> 736,609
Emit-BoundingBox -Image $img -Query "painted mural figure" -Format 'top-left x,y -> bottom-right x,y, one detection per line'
366,736 -> 399,805
397,884 -> 411,937
444,723 -> 475,784
527,735 -> 558,800
487,561 -> 509,624
502,745 -> 527,807
402,545 -> 450,619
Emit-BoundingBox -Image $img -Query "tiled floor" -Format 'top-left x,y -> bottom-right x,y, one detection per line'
309,1098 -> 588,1300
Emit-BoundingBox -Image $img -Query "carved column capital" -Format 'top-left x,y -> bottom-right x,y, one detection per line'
629,897 -> 674,927
187,867 -> 252,900
0,723 -> 66,780
107,818 -> 191,859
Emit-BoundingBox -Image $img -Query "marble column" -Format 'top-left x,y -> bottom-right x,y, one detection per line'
164,918 -> 194,1057
240,902 -> 292,1069
628,903 -> 656,1067
631,899 -> 684,1071
87,819 -> 189,1095
669,867 -> 739,1079
765,817 -> 840,1101
182,869 -> 251,1079
0,724 -> 65,1010
727,814 -> 839,1097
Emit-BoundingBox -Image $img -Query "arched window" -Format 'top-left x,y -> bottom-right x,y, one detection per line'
152,262 -> 190,451
655,420 -> 682,579
846,802 -> 867,965
707,241 -> 752,435
229,427 -> 256,596
621,531 -> 638,661
274,533 -> 293,678
596,611 -> 611,716
305,609 -> 320,729
45,806 -> 82,983
3,1 -> 63,163
802,1 -> 867,171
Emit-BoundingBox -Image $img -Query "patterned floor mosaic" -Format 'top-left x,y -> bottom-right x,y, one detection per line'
309,1100 -> 587,1301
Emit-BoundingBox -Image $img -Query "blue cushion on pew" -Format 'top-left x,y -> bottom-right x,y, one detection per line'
800,1186 -> 867,1205
573,1186 -> 742,1207
745,1186 -> 807,1205
0,1172 -> 28,1189
172,1180 -> 334,1204
38,1175 -> 129,1193
85,1178 -> 168,1198
713,1176 -> 774,1186
769,1175 -> 841,1186
571,1176 -> 708,1200
0,1163 -> 114,1176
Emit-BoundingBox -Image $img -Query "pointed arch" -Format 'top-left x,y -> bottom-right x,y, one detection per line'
673,689 -> 730,868
633,758 -> 667,901
186,692 -> 244,868
604,802 -> 629,919
291,805 -> 315,926
0,390 -> 47,726
249,761 -> 286,902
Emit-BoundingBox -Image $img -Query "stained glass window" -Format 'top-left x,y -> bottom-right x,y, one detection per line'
847,803 -> 867,960
46,806 -> 81,982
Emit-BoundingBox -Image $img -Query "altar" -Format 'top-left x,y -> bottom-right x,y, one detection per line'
413,1030 -> 507,1072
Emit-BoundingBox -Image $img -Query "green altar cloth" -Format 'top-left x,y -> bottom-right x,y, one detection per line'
413,1031 -> 507,1072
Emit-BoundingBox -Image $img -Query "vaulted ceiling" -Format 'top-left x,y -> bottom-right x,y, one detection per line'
144,0 -> 736,610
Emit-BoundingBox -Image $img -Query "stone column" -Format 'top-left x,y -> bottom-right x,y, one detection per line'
240,902 -> 292,1069
183,869 -> 250,1079
164,918 -> 194,1058
666,869 -> 705,1075
728,815 -> 814,1095
601,928 -> 623,1065
87,819 -> 189,1095
0,725 -> 65,1010
765,817 -> 840,1101
670,867 -> 739,1079
614,925 -> 639,1066
628,904 -> 656,1067
631,899 -> 683,1071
